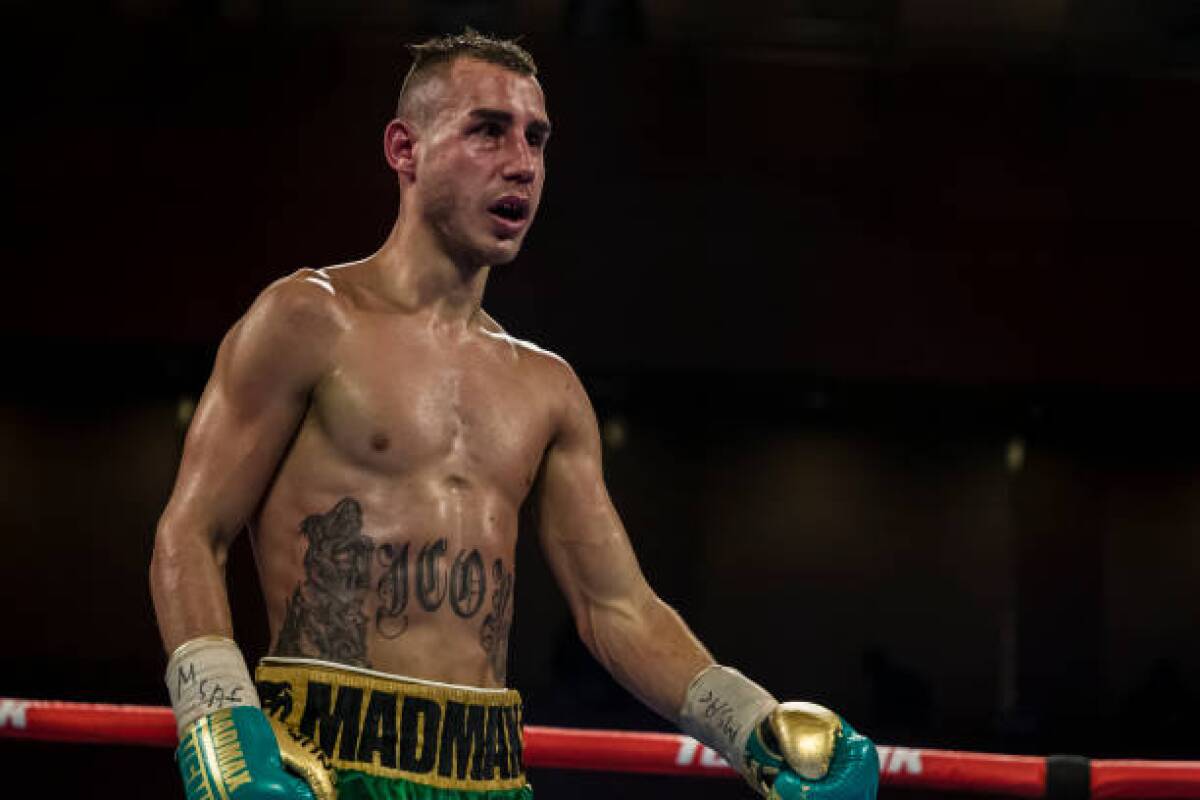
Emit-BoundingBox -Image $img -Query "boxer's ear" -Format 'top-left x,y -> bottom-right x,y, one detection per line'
384,118 -> 417,179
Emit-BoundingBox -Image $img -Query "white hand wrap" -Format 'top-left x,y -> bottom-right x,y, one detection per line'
679,664 -> 778,778
165,636 -> 261,736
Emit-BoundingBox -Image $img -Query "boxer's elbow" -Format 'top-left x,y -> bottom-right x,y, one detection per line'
150,520 -> 191,602
573,585 -> 658,672
576,591 -> 709,722
150,510 -> 230,592
150,511 -> 238,651
569,598 -> 606,666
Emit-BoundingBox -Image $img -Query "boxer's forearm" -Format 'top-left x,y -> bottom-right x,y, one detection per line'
150,519 -> 237,654
578,587 -> 714,723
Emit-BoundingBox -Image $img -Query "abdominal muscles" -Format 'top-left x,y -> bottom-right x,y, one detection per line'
267,494 -> 517,687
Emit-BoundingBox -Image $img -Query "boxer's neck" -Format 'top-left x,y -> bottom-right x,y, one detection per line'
369,214 -> 490,331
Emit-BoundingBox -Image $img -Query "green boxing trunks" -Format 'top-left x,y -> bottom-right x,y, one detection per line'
256,657 -> 533,800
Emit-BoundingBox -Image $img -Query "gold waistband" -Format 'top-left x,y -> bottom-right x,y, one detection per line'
256,658 -> 524,791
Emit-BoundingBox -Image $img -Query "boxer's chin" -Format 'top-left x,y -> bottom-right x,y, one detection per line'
481,233 -> 525,266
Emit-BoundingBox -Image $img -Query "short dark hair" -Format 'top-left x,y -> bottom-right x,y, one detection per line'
396,28 -> 537,120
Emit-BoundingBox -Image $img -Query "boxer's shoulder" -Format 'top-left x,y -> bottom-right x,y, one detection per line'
510,340 -> 595,436
476,318 -> 589,420
478,311 -> 571,372
218,269 -> 349,386
510,336 -> 581,399
255,267 -> 350,329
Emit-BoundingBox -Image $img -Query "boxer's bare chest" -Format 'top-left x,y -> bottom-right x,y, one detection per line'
261,308 -> 555,680
310,312 -> 552,501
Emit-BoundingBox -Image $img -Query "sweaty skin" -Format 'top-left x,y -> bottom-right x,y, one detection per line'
251,267 -> 563,686
150,57 -> 713,718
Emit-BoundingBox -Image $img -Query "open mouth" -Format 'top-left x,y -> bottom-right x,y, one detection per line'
488,196 -> 530,224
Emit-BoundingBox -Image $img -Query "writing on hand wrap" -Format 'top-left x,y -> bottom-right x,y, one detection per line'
698,689 -> 743,748
166,637 -> 260,734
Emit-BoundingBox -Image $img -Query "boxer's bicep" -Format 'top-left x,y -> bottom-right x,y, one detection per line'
157,275 -> 341,558
534,366 -> 714,719
152,276 -> 341,651
535,367 -> 653,639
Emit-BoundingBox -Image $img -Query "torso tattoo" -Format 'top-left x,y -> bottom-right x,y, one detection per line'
274,498 -> 373,665
273,497 -> 515,680
480,559 -> 515,683
375,542 -> 410,639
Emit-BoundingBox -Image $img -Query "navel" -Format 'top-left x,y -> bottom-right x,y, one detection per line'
370,432 -> 390,452
445,473 -> 472,490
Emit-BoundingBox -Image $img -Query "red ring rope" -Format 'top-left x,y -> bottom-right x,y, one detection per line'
1,697 -> 1197,798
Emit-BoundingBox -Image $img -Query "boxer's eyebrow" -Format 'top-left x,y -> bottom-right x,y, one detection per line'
469,108 -> 513,128
469,108 -> 552,138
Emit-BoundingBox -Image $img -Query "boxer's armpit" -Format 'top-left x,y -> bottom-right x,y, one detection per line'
274,497 -> 373,667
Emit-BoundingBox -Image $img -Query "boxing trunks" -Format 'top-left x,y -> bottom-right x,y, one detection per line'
255,658 -> 532,800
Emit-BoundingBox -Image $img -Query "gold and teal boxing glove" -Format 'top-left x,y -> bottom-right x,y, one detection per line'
680,665 -> 879,800
744,702 -> 879,800
167,637 -> 336,800
177,705 -> 336,800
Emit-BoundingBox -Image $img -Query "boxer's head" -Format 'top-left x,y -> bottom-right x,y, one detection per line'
386,30 -> 550,268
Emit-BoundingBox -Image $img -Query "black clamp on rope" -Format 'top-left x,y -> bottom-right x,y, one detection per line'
1045,754 -> 1091,800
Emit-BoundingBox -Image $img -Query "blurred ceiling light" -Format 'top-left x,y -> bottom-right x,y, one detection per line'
1006,437 -> 1026,474
602,417 -> 628,449
176,396 -> 197,429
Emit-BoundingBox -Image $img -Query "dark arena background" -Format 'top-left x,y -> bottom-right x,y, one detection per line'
2,2 -> 1199,798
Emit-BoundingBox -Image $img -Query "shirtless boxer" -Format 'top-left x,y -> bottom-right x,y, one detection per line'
150,29 -> 878,800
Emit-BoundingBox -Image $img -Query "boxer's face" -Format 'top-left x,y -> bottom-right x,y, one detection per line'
413,58 -> 550,267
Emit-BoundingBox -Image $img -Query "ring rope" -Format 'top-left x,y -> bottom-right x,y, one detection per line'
1,697 -> 1197,798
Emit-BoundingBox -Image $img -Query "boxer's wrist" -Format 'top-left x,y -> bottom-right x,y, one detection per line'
166,640 -> 335,800
166,635 -> 261,736
678,664 -> 777,778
